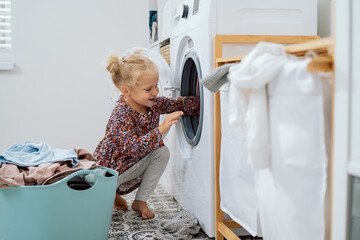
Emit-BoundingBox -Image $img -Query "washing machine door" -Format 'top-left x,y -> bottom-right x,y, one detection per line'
180,51 -> 203,146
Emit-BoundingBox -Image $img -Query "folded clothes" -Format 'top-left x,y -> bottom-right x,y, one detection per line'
0,141 -> 78,167
154,209 -> 200,240
200,63 -> 235,93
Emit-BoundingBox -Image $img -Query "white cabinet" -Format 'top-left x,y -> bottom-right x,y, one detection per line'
147,0 -> 171,67
148,0 -> 172,47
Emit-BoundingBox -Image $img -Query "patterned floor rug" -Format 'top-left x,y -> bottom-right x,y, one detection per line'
107,184 -> 210,240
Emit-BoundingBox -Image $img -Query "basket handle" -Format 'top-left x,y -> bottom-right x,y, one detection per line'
67,169 -> 108,179
54,168 -> 114,190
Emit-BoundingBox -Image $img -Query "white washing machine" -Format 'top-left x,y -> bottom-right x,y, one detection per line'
160,0 -> 317,237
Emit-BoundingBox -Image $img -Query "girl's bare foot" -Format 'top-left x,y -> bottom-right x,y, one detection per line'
114,193 -> 128,210
131,200 -> 155,219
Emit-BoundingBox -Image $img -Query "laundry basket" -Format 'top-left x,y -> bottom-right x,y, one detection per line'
0,167 -> 118,240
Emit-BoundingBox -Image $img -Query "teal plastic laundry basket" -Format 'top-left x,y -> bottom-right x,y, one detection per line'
0,167 -> 118,240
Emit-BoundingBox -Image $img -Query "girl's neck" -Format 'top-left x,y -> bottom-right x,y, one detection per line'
124,96 -> 148,114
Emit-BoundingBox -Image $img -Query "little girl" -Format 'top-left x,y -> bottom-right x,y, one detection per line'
94,50 -> 200,219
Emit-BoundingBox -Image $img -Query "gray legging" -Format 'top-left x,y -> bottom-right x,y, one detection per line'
116,146 -> 170,202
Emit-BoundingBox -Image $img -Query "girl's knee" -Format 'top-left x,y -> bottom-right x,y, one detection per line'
158,145 -> 170,163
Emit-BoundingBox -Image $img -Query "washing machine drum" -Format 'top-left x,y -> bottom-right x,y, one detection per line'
180,51 -> 203,146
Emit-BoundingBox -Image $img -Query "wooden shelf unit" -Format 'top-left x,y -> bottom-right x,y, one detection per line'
213,35 -> 334,240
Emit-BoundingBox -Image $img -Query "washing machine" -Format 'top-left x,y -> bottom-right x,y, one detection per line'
160,0 -> 317,237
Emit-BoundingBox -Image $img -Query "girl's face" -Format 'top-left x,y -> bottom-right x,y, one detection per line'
122,72 -> 159,113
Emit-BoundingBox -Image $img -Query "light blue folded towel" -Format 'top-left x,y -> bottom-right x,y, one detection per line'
0,141 -> 78,167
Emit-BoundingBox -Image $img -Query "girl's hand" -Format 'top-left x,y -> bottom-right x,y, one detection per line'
158,111 -> 184,135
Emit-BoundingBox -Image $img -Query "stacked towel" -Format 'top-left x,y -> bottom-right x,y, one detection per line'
154,210 -> 200,240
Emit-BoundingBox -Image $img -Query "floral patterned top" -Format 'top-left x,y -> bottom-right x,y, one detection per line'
93,95 -> 200,194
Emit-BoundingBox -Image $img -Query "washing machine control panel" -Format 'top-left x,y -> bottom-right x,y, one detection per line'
174,4 -> 190,25
173,0 -> 200,26
181,5 -> 189,19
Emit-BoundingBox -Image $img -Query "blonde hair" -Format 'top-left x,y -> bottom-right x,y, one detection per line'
106,50 -> 158,90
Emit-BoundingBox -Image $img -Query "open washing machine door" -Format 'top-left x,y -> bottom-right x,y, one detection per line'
170,35 -> 216,236
173,35 -> 205,150
169,22 -> 216,236
179,50 -> 204,146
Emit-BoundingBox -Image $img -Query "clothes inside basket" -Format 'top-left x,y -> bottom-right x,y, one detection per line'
67,168 -> 115,190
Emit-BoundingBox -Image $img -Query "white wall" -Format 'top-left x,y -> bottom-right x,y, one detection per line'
0,0 -> 334,153
0,0 -> 148,152
318,0 -> 333,37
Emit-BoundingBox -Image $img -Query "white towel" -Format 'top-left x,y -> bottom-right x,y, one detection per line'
227,42 -> 287,169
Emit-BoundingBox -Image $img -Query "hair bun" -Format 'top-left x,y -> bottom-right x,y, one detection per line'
106,55 -> 120,75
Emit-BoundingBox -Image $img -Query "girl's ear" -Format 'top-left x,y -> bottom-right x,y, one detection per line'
121,85 -> 129,95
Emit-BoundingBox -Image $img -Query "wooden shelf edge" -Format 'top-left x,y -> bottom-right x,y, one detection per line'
218,222 -> 242,240
285,37 -> 334,56
215,37 -> 334,72
307,56 -> 333,72
216,54 -> 246,65
224,220 -> 243,229
214,35 -> 319,44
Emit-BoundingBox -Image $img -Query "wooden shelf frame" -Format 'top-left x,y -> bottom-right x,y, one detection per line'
213,35 -> 333,240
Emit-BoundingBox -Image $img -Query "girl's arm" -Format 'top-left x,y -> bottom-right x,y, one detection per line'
156,96 -> 200,115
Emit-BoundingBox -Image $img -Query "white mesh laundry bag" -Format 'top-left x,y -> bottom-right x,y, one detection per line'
219,42 -> 287,237
255,59 -> 332,240
219,83 -> 262,237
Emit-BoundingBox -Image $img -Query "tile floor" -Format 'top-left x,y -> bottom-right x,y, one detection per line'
107,183 -> 263,240
107,184 -> 210,240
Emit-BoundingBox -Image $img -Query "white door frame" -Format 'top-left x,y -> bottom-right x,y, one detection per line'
332,0 -> 359,239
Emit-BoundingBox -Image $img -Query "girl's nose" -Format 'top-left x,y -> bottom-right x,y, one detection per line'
152,88 -> 159,96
